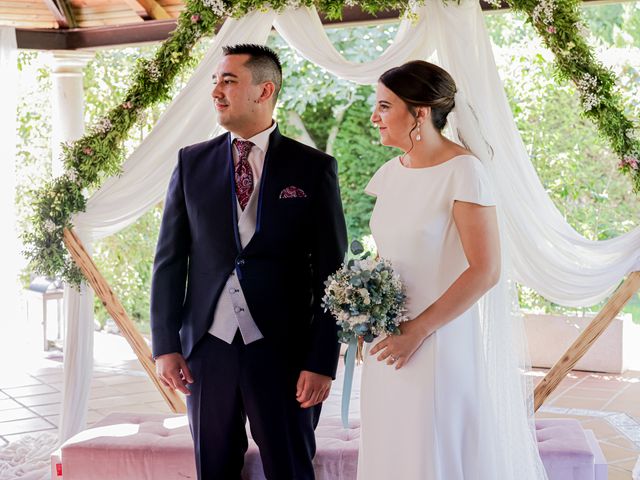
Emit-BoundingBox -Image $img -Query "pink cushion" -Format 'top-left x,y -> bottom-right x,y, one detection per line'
536,418 -> 605,480
54,413 -> 603,480
56,413 -> 359,480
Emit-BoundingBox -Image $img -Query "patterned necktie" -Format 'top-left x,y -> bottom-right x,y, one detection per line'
234,139 -> 254,211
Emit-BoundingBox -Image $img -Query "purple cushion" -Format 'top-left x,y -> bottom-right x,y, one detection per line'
535,418 -> 595,480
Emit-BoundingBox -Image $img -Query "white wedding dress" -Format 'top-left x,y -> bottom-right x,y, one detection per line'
358,154 -> 508,480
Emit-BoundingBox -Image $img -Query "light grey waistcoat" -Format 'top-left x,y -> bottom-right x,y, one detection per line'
207,188 -> 264,344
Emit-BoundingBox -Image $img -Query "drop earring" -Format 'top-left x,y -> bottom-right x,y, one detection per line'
416,123 -> 422,142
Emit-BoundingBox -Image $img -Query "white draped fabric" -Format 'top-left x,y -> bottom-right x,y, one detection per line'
52,0 -> 639,476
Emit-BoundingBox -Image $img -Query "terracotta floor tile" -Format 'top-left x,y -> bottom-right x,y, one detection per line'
599,441 -> 640,463
44,415 -> 60,427
89,395 -> 143,410
31,373 -> 64,383
18,392 -> 62,407
112,381 -> 156,395
0,407 -> 39,423
26,367 -> 63,376
0,417 -> 56,436
581,419 -> 622,439
549,395 -> 611,410
3,384 -> 57,398
47,382 -> 63,391
29,404 -> 60,416
0,375 -> 42,389
605,400 -> 640,418
601,435 -> 640,450
144,401 -> 174,413
607,468 -> 632,479
610,456 -> 640,471
123,391 -> 165,404
556,387 -> 617,401
577,379 -> 628,391
89,386 -> 122,400
96,375 -> 144,386
86,410 -> 107,424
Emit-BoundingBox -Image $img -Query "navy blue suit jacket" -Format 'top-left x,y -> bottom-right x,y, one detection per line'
150,127 -> 347,378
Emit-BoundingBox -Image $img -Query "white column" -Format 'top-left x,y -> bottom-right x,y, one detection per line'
50,51 -> 94,177
0,28 -> 19,346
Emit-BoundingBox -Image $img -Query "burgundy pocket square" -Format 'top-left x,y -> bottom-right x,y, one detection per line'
279,186 -> 307,199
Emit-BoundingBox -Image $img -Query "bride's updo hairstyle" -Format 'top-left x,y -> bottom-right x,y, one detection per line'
379,60 -> 457,132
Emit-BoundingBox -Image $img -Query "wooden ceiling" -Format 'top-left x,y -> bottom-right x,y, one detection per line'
2,0 -> 184,29
3,0 -> 615,50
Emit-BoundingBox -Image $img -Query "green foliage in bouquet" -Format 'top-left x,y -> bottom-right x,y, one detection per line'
323,241 -> 408,344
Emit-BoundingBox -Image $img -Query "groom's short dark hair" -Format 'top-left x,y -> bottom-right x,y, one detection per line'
223,44 -> 282,104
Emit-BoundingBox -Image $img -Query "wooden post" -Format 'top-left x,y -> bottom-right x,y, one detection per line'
534,271 -> 640,411
63,228 -> 186,414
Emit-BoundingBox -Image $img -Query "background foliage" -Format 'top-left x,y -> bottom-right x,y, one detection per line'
15,1 -> 640,330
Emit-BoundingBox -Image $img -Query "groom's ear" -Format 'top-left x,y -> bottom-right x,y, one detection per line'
258,81 -> 276,106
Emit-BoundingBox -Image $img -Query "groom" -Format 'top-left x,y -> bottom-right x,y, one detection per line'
150,44 -> 347,479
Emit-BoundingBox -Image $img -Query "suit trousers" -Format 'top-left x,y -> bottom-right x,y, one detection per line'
186,332 -> 322,480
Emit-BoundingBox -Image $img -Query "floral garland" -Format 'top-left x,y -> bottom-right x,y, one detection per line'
23,0 -> 639,286
505,0 -> 640,188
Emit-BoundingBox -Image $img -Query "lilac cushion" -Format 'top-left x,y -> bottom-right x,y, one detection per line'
536,418 -> 599,480
55,413 -> 360,480
54,413 -> 603,480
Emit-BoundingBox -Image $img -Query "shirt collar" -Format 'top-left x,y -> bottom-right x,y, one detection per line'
230,121 -> 277,153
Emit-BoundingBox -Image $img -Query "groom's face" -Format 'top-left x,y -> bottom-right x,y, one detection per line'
371,82 -> 416,151
211,54 -> 264,134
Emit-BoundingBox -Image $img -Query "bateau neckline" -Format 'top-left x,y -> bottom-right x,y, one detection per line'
396,154 -> 475,170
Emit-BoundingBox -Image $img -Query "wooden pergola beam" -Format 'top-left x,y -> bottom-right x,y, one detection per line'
123,0 -> 173,20
63,228 -> 186,414
58,0 -> 77,29
15,0 -> 616,50
42,0 -> 70,29
534,272 -> 640,411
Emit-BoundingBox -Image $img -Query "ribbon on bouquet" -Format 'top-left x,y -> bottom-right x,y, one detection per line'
341,337 -> 357,428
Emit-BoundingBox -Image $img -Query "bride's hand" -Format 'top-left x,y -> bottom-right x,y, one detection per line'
369,319 -> 430,370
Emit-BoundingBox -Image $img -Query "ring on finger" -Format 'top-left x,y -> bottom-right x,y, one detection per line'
389,355 -> 397,362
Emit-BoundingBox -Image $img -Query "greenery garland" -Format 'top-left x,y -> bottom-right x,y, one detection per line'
23,0 -> 639,286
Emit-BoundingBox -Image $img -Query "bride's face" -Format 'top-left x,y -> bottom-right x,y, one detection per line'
371,82 -> 416,151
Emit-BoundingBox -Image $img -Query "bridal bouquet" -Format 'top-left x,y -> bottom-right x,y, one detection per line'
323,241 -> 408,428
322,241 -> 408,357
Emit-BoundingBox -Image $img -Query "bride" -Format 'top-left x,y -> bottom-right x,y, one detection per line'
357,60 -> 547,479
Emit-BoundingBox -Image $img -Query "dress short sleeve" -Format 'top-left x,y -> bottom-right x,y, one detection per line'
452,156 -> 496,206
364,158 -> 393,197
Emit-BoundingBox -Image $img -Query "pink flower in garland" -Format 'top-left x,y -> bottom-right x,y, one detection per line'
122,101 -> 133,110
546,26 -> 557,34
83,147 -> 94,156
620,155 -> 639,170
191,14 -> 201,23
